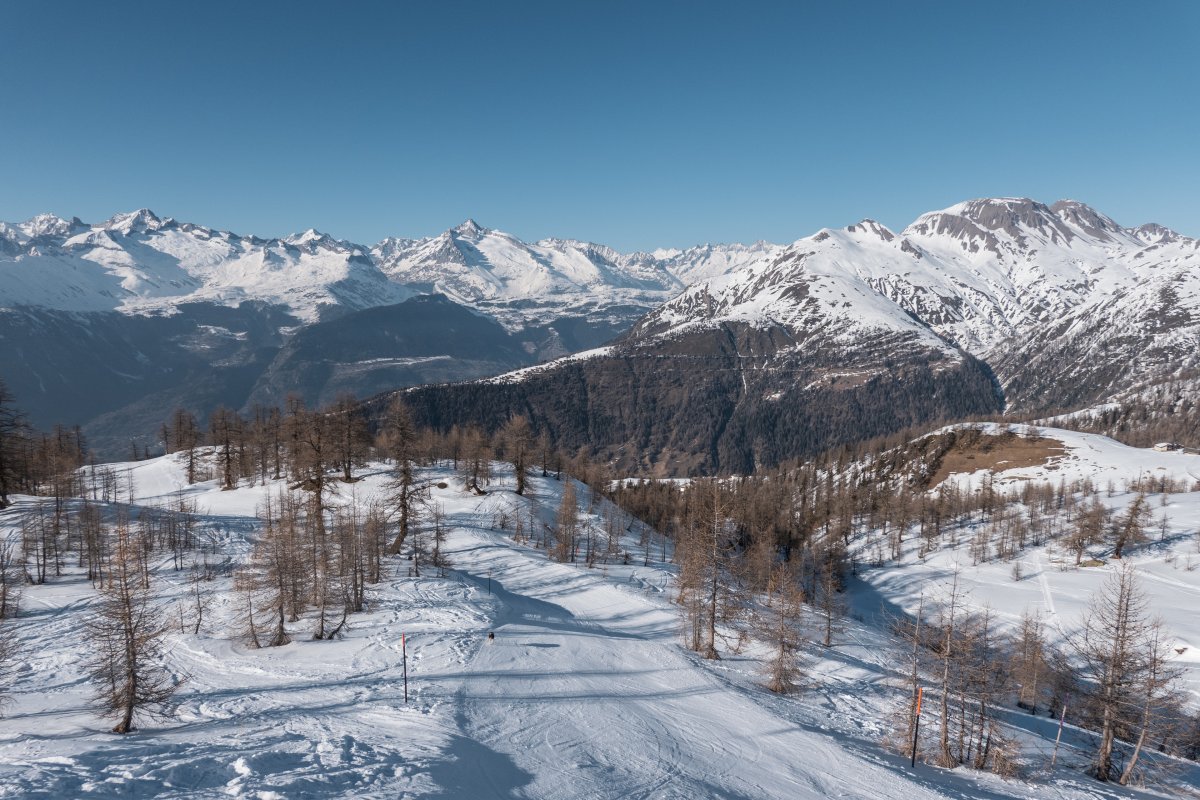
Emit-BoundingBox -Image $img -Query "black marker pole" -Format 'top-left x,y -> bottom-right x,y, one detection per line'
402,632 -> 409,704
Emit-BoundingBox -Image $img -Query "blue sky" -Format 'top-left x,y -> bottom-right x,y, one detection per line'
1,1 -> 1196,250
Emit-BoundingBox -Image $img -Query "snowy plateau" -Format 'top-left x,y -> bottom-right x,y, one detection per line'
1,429 -> 1200,799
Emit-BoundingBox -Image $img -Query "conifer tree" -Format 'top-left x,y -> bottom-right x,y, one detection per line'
385,399 -> 419,554
1072,563 -> 1177,782
553,480 -> 578,563
759,562 -> 806,693
86,521 -> 177,733
501,415 -> 533,495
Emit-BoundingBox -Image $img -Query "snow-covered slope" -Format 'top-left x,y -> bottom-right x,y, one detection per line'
627,198 -> 1200,413
855,425 -> 1200,711
370,220 -> 689,332
927,423 -> 1200,492
4,456 -> 1195,797
629,219 -> 959,356
623,239 -> 786,285
374,220 -> 682,300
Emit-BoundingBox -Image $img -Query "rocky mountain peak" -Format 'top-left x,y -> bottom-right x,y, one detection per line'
102,208 -> 164,235
844,219 -> 896,241
21,213 -> 82,238
1050,199 -> 1123,241
1130,222 -> 1182,246
452,218 -> 487,238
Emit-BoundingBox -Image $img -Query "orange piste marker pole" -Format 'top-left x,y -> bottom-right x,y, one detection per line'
911,687 -> 923,768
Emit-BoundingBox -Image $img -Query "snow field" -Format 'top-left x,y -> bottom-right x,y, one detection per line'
0,450 -> 1195,797
860,426 -> 1200,717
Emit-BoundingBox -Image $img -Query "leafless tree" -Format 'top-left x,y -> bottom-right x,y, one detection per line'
552,479 -> 579,563
329,394 -> 369,483
208,406 -> 244,491
758,562 -> 806,693
384,399 -> 419,554
0,614 -> 16,715
460,426 -> 491,495
935,566 -> 963,767
1067,496 -> 1108,566
1118,618 -> 1183,785
676,480 -> 736,660
1112,493 -> 1151,559
1011,610 -> 1048,714
85,521 -> 178,733
429,501 -> 449,577
164,408 -> 202,484
0,542 -> 20,619
1071,562 -> 1179,782
500,415 -> 533,495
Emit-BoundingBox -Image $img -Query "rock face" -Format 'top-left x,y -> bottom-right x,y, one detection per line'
392,323 -> 1003,475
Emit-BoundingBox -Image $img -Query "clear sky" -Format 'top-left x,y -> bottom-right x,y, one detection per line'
1,0 -> 1196,250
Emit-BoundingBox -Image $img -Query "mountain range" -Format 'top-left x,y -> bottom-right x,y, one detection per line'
0,209 -> 757,454
2,198 -> 1197,466
391,198 -> 1200,473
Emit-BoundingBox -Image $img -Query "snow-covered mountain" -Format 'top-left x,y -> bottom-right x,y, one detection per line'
0,211 -> 744,328
0,209 -> 771,455
5,197 -> 1199,465
0,208 -> 794,340
632,197 -> 1200,411
0,209 -> 413,322
5,199 -> 1195,356
395,198 -> 1200,474
371,219 -> 687,331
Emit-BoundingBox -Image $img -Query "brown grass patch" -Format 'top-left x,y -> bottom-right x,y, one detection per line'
930,432 -> 1067,486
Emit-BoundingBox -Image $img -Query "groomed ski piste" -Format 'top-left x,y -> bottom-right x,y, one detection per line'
0,431 -> 1198,799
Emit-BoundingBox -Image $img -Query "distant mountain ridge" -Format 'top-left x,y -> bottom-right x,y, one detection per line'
0,209 -> 775,329
391,198 -> 1200,474
3,198 -> 1198,467
0,208 -> 780,455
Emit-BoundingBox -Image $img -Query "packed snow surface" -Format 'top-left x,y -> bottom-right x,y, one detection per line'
0,451 -> 1197,797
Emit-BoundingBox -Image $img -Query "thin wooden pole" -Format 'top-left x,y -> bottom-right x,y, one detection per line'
1051,699 -> 1067,767
402,633 -> 409,704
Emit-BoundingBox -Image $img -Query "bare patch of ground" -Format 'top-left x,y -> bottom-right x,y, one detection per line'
930,432 -> 1067,485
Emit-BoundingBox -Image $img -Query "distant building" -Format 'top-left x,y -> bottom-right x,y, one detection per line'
1153,442 -> 1182,452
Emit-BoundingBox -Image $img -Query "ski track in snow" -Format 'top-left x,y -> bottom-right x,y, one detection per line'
0,455 -> 1196,798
